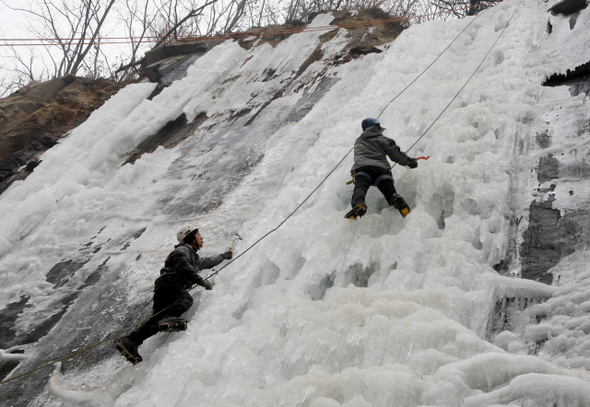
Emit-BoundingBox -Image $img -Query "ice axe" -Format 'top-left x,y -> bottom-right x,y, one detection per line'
228,232 -> 242,252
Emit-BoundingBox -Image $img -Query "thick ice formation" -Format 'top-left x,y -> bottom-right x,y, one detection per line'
1,0 -> 590,406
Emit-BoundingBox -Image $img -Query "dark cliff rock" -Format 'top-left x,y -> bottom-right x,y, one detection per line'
0,75 -> 126,195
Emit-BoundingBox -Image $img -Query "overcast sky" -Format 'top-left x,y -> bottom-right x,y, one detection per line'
0,1 -> 131,94
1,1 -> 30,40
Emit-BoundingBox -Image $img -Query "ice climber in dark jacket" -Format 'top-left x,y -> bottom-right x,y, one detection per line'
345,117 -> 418,219
115,226 -> 232,364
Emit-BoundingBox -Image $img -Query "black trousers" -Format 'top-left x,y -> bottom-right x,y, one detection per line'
128,279 -> 194,345
351,166 -> 397,207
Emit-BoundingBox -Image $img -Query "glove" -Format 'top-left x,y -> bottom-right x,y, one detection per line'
408,159 -> 418,169
221,251 -> 233,260
200,280 -> 213,290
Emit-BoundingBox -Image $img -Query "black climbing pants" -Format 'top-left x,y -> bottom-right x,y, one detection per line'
127,277 -> 194,345
351,166 -> 397,207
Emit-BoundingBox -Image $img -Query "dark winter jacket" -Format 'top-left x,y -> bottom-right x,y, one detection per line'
158,243 -> 224,289
351,126 -> 413,171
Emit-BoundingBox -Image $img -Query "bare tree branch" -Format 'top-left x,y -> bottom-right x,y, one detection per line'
69,0 -> 117,75
1,0 -> 463,95
153,0 -> 220,47
224,0 -> 249,33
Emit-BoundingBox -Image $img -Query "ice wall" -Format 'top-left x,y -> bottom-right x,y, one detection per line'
1,1 -> 590,406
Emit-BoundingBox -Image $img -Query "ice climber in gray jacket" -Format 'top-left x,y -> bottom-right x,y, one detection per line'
115,226 -> 232,364
345,117 -> 418,220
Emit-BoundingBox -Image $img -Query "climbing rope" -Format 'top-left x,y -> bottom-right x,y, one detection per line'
203,6 -> 500,280
205,0 -> 524,275
376,17 -> 480,120
0,319 -> 145,385
401,0 -> 524,158
0,0 -> 521,387
202,148 -> 352,281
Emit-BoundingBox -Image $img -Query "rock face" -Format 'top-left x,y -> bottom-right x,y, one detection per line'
517,0 -> 590,285
0,75 -> 125,195
548,0 -> 588,15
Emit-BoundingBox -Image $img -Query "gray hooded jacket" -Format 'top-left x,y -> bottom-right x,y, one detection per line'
351,126 -> 413,172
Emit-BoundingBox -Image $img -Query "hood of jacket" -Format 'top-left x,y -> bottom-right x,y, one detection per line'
359,126 -> 383,139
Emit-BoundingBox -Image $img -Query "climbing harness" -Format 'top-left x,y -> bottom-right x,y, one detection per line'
346,156 -> 430,185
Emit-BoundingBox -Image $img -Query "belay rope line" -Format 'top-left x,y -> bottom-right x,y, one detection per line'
205,0 -> 527,280
401,0 -> 523,160
0,0 -> 523,386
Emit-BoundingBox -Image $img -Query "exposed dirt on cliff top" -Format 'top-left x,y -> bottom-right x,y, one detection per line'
0,75 -> 126,194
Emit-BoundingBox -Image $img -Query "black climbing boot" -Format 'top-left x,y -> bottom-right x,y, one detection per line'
391,194 -> 410,217
115,337 -> 143,365
345,203 -> 368,220
158,317 -> 188,332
